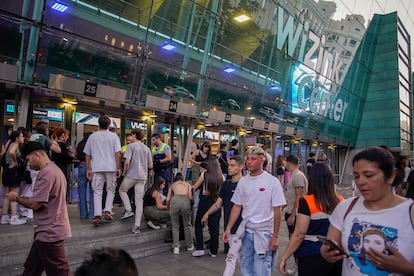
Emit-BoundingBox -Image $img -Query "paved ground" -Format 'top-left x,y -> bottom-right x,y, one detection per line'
135,185 -> 355,276
0,183 -> 355,276
135,220 -> 291,276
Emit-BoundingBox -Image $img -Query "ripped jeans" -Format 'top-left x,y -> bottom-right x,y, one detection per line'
239,232 -> 274,276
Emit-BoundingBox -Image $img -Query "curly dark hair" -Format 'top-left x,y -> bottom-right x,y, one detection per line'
75,247 -> 138,276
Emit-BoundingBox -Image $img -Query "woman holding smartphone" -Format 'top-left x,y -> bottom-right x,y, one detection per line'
321,147 -> 414,275
279,162 -> 343,275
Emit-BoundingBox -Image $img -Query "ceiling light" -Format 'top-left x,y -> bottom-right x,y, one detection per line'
234,14 -> 250,23
224,66 -> 235,73
162,42 -> 175,51
269,82 -> 281,91
51,3 -> 68,12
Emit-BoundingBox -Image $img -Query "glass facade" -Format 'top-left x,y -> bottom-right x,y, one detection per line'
0,0 -> 412,152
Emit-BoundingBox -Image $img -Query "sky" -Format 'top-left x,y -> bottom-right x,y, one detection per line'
329,0 -> 414,66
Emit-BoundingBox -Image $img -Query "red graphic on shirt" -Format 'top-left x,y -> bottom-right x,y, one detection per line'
259,188 -> 265,192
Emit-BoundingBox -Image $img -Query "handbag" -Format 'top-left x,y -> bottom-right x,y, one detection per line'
16,157 -> 32,184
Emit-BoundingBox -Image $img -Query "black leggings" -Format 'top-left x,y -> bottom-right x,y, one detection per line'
194,196 -> 221,254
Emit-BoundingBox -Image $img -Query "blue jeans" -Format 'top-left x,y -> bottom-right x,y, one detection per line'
77,164 -> 94,219
240,232 -> 274,276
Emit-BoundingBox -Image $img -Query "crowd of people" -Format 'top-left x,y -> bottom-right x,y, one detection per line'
1,115 -> 414,275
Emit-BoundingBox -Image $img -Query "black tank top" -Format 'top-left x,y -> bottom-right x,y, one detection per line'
143,191 -> 156,207
195,151 -> 208,163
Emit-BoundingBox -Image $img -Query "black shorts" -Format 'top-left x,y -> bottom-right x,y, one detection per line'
2,166 -> 21,187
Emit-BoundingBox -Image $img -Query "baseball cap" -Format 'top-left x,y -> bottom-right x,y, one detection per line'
21,141 -> 46,158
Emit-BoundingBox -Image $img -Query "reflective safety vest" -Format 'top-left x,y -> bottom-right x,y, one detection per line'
152,143 -> 170,169
295,193 -> 344,258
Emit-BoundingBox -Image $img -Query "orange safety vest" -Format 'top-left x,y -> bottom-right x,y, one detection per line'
302,193 -> 344,214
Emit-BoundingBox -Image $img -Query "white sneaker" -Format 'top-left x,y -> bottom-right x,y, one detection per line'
147,221 -> 160,230
131,226 -> 140,234
192,250 -> 205,257
173,247 -> 180,255
10,216 -> 27,225
1,215 -> 10,224
187,245 -> 194,251
208,252 -> 217,258
160,224 -> 167,229
121,210 -> 134,220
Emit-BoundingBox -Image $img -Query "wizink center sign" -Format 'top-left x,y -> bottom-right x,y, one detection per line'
276,7 -> 349,122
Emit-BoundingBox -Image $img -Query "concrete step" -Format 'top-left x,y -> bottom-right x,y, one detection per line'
0,204 -> 173,274
0,225 -> 171,267
2,240 -> 172,276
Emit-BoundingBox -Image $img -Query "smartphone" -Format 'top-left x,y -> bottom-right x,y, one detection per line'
317,235 -> 349,257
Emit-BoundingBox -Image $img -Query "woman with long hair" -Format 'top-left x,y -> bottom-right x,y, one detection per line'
192,158 -> 224,257
143,176 -> 170,230
276,155 -> 287,190
279,162 -> 343,275
190,141 -> 211,184
1,130 -> 27,225
321,147 -> 414,275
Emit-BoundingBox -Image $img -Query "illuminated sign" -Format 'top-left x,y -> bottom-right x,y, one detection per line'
276,7 -> 343,86
75,112 -> 120,128
290,62 -> 348,122
6,104 -> 14,113
127,120 -> 147,130
276,7 -> 349,122
33,107 -> 63,121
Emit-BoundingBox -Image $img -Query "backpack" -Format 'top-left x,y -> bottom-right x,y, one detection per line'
344,196 -> 414,229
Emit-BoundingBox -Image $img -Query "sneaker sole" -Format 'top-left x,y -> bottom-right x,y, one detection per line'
103,211 -> 113,220
121,214 -> 134,220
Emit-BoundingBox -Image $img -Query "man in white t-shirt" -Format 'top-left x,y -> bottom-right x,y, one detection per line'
223,146 -> 286,276
119,128 -> 153,234
84,116 -> 122,226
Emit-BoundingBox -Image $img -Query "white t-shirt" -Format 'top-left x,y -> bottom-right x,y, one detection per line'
265,152 -> 272,172
83,130 -> 121,172
124,141 -> 152,180
329,197 -> 414,276
231,171 -> 286,225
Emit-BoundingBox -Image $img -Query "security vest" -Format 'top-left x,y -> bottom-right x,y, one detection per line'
152,143 -> 170,170
295,193 -> 344,258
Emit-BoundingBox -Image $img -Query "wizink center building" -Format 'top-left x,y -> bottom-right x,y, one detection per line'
0,0 -> 412,183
